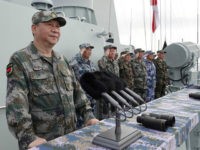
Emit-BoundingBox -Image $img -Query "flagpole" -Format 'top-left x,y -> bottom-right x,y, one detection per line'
129,8 -> 133,45
170,0 -> 172,43
197,0 -> 199,71
142,0 -> 147,50
197,0 -> 199,44
159,0 -> 162,49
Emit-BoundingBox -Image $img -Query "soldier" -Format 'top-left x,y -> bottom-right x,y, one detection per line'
98,45 -> 119,76
69,43 -> 96,80
6,10 -> 98,150
153,50 -> 169,98
69,43 -> 97,128
118,50 -> 134,90
97,45 -> 119,119
144,50 -> 156,102
131,48 -> 147,101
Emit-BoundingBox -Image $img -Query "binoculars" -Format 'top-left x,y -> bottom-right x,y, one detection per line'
137,113 -> 175,131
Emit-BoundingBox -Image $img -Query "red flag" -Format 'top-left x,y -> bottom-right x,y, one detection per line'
151,0 -> 159,33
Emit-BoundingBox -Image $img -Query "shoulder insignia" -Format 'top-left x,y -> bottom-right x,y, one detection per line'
6,63 -> 13,76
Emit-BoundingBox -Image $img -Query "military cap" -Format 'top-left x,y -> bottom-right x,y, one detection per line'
120,50 -> 131,57
104,44 -> 117,51
134,48 -> 145,53
145,50 -> 155,55
32,10 -> 66,27
157,50 -> 167,53
79,43 -> 94,49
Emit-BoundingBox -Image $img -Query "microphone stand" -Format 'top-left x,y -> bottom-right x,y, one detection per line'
92,108 -> 142,150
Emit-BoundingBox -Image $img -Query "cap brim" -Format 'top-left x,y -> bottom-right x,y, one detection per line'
54,17 -> 66,27
86,46 -> 94,49
110,46 -> 117,49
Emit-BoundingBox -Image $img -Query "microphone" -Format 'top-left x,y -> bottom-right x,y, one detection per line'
80,72 -> 122,110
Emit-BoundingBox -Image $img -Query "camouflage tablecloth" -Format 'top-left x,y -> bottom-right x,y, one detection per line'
30,88 -> 200,150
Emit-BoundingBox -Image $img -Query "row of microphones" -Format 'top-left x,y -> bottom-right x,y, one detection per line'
137,113 -> 176,131
80,71 -> 144,149
80,71 -> 147,118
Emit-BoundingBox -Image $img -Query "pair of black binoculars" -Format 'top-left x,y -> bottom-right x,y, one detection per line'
137,113 -> 175,131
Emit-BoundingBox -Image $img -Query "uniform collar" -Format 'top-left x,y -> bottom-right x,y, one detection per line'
28,42 -> 61,60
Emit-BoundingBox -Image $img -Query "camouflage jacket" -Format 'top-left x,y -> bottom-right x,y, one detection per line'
144,59 -> 156,88
69,53 -> 96,80
131,58 -> 147,89
118,58 -> 134,90
153,58 -> 169,85
98,56 -> 119,76
6,42 -> 95,150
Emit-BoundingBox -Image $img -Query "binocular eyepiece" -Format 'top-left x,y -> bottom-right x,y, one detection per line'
137,113 -> 175,131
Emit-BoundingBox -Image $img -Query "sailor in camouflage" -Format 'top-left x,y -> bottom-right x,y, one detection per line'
97,45 -> 119,120
131,48 -> 147,101
69,43 -> 97,128
144,50 -> 156,102
98,45 -> 119,76
69,43 -> 96,80
153,50 -> 169,98
118,50 -> 134,90
6,10 -> 98,150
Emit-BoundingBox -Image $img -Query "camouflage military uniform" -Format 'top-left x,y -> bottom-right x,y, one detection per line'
98,56 -> 119,76
153,58 -> 168,98
6,42 -> 95,150
97,56 -> 119,120
131,58 -> 147,101
69,53 -> 96,80
118,58 -> 134,90
144,59 -> 156,101
69,53 -> 96,128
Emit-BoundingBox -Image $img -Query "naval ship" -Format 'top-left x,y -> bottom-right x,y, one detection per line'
0,0 -> 200,149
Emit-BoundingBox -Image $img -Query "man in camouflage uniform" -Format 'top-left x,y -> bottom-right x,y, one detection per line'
97,45 -> 119,120
69,43 -> 96,128
144,50 -> 156,102
153,50 -> 169,98
98,45 -> 119,76
118,50 -> 134,90
131,48 -> 147,101
6,10 -> 98,150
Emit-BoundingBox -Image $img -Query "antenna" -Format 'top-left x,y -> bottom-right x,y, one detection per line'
129,8 -> 133,45
142,0 -> 147,50
197,0 -> 199,44
108,0 -> 112,33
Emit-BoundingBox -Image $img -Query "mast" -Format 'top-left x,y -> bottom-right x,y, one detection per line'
129,8 -> 132,45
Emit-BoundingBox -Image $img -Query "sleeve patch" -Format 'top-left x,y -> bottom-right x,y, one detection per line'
6,63 -> 13,76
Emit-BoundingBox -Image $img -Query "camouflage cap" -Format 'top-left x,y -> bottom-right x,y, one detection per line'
32,10 -> 66,27
79,43 -> 94,49
145,50 -> 155,55
157,50 -> 166,53
120,50 -> 131,57
134,48 -> 145,53
103,44 -> 117,51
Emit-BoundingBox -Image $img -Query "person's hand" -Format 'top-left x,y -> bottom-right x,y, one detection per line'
28,137 -> 47,148
85,118 -> 99,126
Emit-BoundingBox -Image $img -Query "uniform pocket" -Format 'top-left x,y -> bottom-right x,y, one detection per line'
30,71 -> 57,96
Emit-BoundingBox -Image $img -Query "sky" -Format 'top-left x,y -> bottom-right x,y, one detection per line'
114,0 -> 199,51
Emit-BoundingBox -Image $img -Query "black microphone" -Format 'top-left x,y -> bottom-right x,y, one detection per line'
80,72 -> 122,110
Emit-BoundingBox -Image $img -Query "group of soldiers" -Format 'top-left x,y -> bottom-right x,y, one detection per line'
69,43 -> 169,124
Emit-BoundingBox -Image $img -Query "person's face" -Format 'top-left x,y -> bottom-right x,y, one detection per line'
158,53 -> 165,59
138,51 -> 144,59
147,54 -> 154,60
124,54 -> 131,62
81,48 -> 92,59
32,20 -> 60,46
108,48 -> 116,59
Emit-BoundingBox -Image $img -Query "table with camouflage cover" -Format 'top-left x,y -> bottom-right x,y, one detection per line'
30,88 -> 200,150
